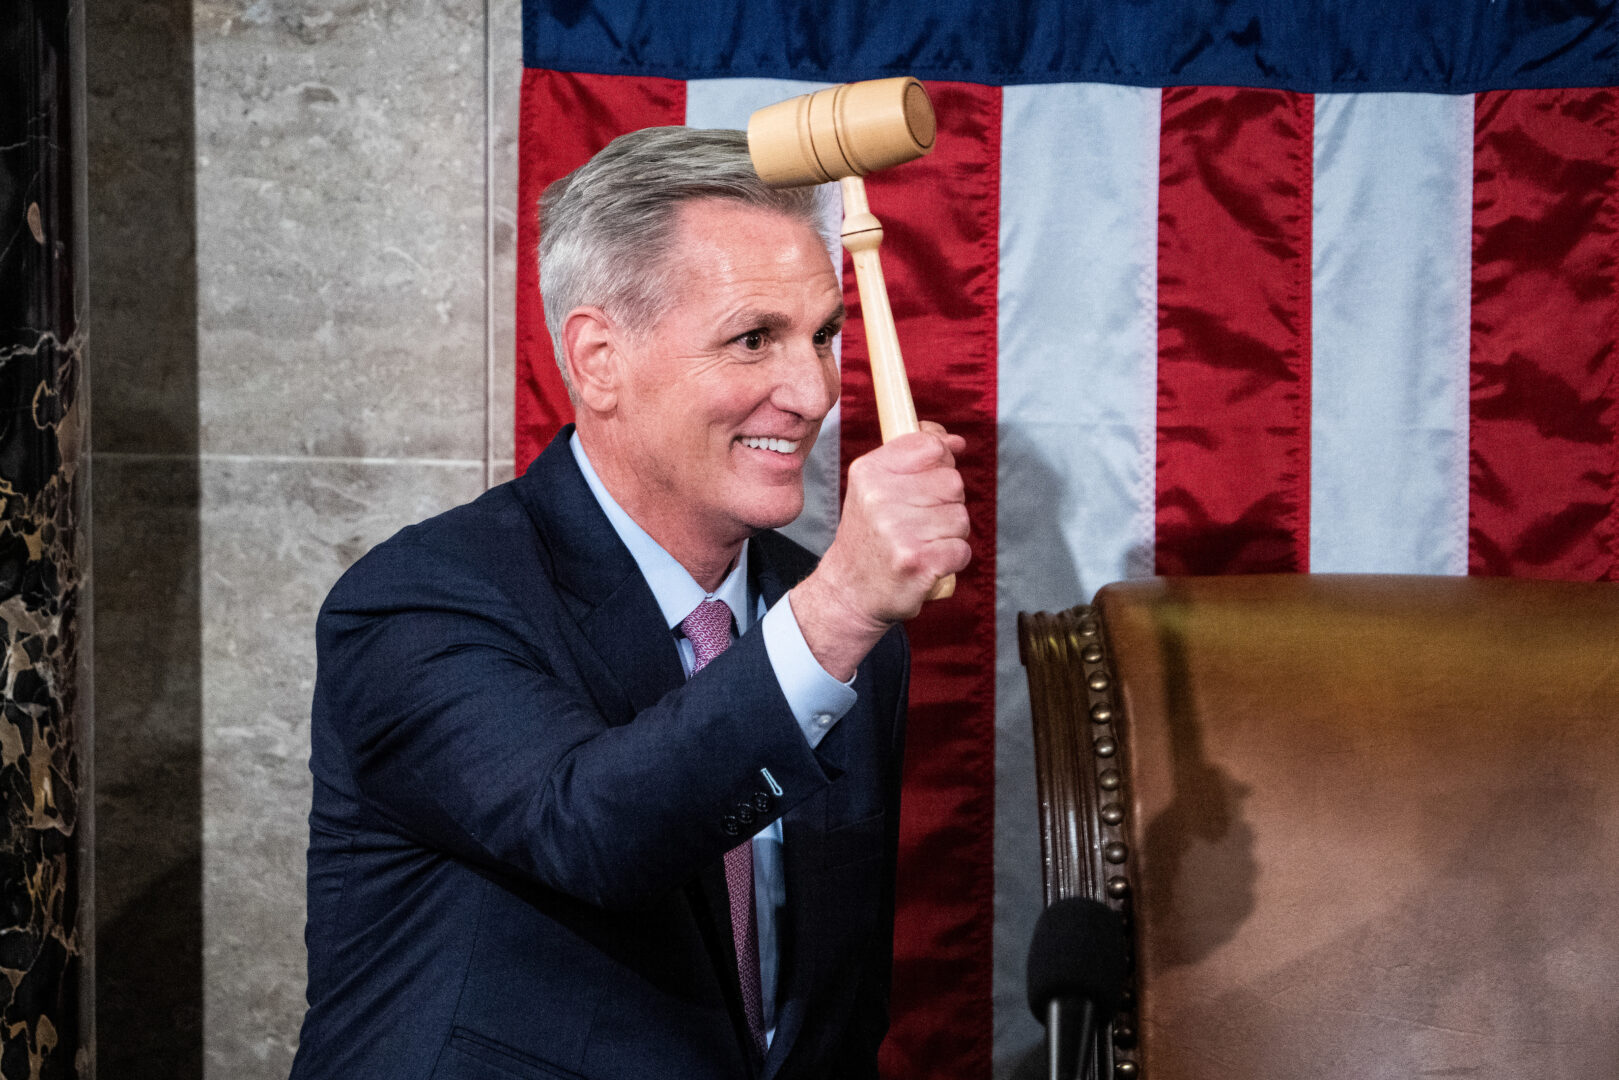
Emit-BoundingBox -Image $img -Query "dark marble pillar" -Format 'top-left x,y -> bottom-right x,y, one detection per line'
0,0 -> 92,1077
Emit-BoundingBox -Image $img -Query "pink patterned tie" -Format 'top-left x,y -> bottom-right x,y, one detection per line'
681,599 -> 766,1055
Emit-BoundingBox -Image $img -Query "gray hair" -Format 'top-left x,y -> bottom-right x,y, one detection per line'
539,126 -> 830,399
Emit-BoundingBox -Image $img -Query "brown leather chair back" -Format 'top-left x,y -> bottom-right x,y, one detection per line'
1019,575 -> 1619,1080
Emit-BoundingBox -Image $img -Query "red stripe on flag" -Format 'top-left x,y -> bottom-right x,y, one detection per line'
515,70 -> 685,471
1155,87 -> 1314,574
837,81 -> 1000,1080
1470,88 -> 1619,581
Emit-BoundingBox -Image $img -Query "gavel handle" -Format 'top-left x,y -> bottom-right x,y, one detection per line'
839,176 -> 956,602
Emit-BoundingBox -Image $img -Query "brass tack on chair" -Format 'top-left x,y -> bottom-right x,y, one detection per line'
1081,643 -> 1103,663
1090,703 -> 1113,724
1094,736 -> 1117,757
1100,803 -> 1124,825
1098,769 -> 1121,790
1115,1060 -> 1138,1078
1079,620 -> 1099,637
1087,671 -> 1110,692
1104,842 -> 1128,864
1106,876 -> 1130,898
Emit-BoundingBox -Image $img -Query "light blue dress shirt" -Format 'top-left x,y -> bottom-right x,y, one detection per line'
569,434 -> 857,1044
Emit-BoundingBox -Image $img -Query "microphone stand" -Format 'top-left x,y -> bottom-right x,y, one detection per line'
1047,997 -> 1096,1080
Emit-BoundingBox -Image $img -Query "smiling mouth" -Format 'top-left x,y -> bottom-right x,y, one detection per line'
738,436 -> 801,454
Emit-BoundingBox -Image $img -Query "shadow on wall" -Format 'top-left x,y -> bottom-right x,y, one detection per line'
87,0 -> 203,1074
1140,591 -> 1257,969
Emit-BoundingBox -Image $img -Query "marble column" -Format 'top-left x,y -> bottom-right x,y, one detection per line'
0,0 -> 93,1077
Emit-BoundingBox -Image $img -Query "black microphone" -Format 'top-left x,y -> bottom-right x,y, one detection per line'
1026,898 -> 1128,1080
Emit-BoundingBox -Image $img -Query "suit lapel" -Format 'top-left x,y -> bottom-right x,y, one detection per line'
513,427 -> 685,721
749,536 -> 788,610
762,793 -> 822,1079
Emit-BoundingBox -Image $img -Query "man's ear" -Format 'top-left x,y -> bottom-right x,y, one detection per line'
562,307 -> 622,415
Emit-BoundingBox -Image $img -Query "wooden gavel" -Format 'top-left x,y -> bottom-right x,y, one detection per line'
747,77 -> 955,601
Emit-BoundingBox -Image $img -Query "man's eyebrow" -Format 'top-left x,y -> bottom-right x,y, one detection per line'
722,301 -> 846,334
726,309 -> 793,332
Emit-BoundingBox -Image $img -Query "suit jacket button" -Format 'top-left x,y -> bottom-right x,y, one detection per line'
722,815 -> 740,836
735,803 -> 756,826
753,791 -> 774,813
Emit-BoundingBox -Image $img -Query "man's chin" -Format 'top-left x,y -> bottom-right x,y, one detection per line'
737,491 -> 807,535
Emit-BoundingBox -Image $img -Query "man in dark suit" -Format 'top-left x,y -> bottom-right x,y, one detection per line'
289,126 -> 970,1080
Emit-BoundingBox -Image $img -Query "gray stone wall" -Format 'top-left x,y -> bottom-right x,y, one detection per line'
88,1 -> 522,1076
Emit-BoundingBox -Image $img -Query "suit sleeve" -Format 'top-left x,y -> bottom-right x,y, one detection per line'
313,537 -> 839,912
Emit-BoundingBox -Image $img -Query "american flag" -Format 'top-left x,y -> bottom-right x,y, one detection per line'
514,3 -> 1619,1076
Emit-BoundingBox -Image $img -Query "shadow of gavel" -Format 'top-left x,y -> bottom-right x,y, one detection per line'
748,77 -> 955,602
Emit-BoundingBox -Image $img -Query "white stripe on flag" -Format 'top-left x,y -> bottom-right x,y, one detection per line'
686,79 -> 844,556
993,82 -> 1162,1073
1309,93 -> 1473,575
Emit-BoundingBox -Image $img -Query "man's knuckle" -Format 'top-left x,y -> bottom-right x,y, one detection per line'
893,543 -> 922,575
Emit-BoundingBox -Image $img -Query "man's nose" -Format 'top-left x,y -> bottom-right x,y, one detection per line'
773,338 -> 840,419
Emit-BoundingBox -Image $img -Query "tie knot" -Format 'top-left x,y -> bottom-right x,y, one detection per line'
681,599 -> 733,673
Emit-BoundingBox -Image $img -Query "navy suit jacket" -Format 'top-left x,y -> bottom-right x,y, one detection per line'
290,428 -> 910,1080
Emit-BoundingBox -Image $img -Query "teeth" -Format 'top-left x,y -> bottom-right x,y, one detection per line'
740,436 -> 799,454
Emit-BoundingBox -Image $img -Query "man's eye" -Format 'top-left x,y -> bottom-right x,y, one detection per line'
739,330 -> 766,351
813,327 -> 834,347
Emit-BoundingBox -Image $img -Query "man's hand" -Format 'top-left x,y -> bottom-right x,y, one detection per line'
789,423 -> 971,680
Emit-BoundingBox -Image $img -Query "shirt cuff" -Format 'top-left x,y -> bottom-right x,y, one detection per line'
761,592 -> 858,749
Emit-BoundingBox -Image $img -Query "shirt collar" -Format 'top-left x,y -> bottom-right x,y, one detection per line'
570,432 -> 751,633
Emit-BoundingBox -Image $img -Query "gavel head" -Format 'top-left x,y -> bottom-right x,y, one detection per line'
748,77 -> 936,187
